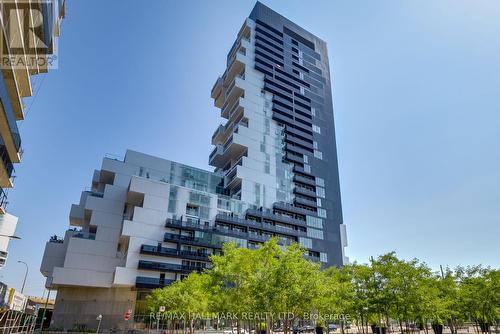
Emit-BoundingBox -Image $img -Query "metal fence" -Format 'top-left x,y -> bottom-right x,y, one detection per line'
0,310 -> 37,334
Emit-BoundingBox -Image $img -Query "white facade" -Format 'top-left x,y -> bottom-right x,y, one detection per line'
211,19 -> 293,208
42,150 -> 238,290
0,213 -> 18,268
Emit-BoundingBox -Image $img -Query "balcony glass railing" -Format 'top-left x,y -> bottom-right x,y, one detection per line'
224,74 -> 245,100
0,146 -> 14,179
141,244 -> 210,260
209,135 -> 234,162
136,276 -> 175,289
222,96 -> 241,118
212,124 -> 226,140
72,231 -> 96,240
0,188 -> 7,212
215,214 -> 304,239
138,260 -> 207,272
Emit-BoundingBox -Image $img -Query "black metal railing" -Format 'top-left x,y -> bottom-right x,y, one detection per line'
135,276 -> 175,289
140,244 -> 210,260
138,260 -> 207,273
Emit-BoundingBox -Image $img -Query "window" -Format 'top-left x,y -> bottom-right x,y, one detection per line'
168,187 -> 177,213
314,150 -> 323,160
316,198 -> 322,207
317,208 -> 327,218
307,228 -> 324,240
316,177 -> 324,187
313,141 -> 318,149
320,252 -> 328,263
189,192 -> 211,206
303,155 -> 308,163
299,237 -> 312,248
312,125 -> 321,134
304,164 -> 311,173
316,187 -> 325,198
186,204 -> 199,217
306,215 -> 323,228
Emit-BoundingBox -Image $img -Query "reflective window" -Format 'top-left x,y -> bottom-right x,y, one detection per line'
307,228 -> 324,240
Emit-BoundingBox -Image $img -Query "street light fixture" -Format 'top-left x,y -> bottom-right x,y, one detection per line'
17,260 -> 28,294
0,234 -> 21,239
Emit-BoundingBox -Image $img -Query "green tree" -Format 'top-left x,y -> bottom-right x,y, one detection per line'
208,241 -> 258,333
271,242 -> 322,334
319,266 -> 354,334
350,263 -> 373,334
456,266 -> 500,332
147,273 -> 210,334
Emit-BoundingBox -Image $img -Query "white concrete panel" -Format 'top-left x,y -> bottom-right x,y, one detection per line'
52,267 -> 113,288
130,177 -> 169,199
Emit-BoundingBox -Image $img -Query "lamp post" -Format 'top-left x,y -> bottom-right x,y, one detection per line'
17,260 -> 28,294
96,314 -> 103,334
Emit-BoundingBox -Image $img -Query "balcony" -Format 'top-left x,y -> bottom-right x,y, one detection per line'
211,77 -> 223,108
0,188 -> 8,214
211,124 -> 226,144
209,135 -> 246,168
293,186 -> 317,198
69,204 -> 85,227
138,260 -> 207,273
245,208 -> 307,228
294,196 -> 318,208
215,214 -> 305,238
221,96 -> 244,120
293,175 -> 316,187
2,62 -> 24,120
274,202 -> 313,216
72,231 -> 96,240
227,35 -> 250,68
212,116 -> 247,145
0,145 -> 15,188
84,190 -> 104,198
165,218 -> 251,241
140,244 -> 210,261
164,232 -> 225,249
224,157 -> 244,189
223,74 -> 244,107
135,276 -> 175,289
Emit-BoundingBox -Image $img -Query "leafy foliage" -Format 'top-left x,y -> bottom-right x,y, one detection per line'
146,240 -> 499,334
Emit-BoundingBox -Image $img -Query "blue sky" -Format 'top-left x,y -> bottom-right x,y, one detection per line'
2,0 -> 499,296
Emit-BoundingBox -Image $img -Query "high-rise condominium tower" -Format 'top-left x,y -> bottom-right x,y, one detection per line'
41,2 -> 347,330
210,2 -> 346,266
